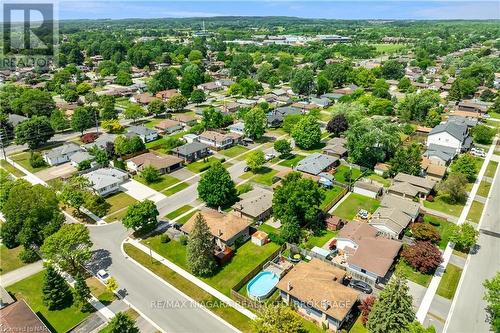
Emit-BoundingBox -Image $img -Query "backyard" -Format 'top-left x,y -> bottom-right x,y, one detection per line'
6,271 -> 91,333
103,192 -> 138,222
332,193 -> 380,220
333,165 -> 362,185
319,186 -> 345,211
436,264 -> 463,300
303,229 -> 338,249
240,167 -> 279,186
366,173 -> 391,187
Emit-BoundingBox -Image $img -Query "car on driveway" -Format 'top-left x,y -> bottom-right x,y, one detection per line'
97,269 -> 110,282
349,279 -> 373,294
265,153 -> 275,161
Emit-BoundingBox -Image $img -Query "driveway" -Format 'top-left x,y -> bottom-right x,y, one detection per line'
36,162 -> 77,181
120,179 -> 166,203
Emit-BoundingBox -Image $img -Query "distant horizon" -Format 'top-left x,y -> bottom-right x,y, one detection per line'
54,1 -> 500,21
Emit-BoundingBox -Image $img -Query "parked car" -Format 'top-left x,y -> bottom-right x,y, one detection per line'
349,279 -> 373,294
471,150 -> 486,157
97,269 -> 110,282
357,209 -> 369,219
244,166 -> 251,172
482,114 -> 491,119
265,153 -> 275,161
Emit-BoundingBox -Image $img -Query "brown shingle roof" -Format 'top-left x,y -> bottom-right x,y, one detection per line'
348,237 -> 402,277
0,300 -> 50,332
276,259 -> 359,322
155,119 -> 182,130
127,152 -> 182,170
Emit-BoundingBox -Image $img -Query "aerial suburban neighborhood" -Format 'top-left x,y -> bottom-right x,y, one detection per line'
0,2 -> 499,333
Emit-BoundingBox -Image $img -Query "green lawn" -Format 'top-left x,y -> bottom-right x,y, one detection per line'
372,43 -> 408,54
123,244 -> 253,332
395,260 -> 433,287
366,173 -> 391,187
349,318 -> 369,333
185,157 -> 222,173
423,215 -> 456,250
332,193 -> 380,220
165,204 -> 194,220
9,152 -> 49,173
219,145 -> 249,158
163,182 -> 190,196
176,210 -> 199,225
6,271 -> 91,333
333,165 -> 362,184
0,160 -> 25,177
245,167 -> 279,186
437,264 -> 463,300
144,117 -> 164,129
103,192 -> 138,222
278,154 -> 306,168
86,277 -> 115,305
134,174 -> 181,191
303,230 -> 338,249
320,186 -> 345,211
145,136 -> 168,149
0,245 -> 27,274
466,200 -> 484,223
485,161 -> 498,178
144,236 -> 280,296
423,196 -> 464,217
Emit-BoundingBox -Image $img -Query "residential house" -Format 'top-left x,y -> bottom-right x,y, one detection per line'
424,143 -> 456,166
232,187 -> 273,221
82,133 -> 117,151
426,119 -> 471,154
374,163 -> 390,176
309,97 -> 332,108
173,114 -> 198,126
197,81 -> 221,92
69,151 -> 95,168
0,298 -> 50,332
43,142 -> 83,166
198,130 -> 241,150
266,106 -> 302,127
276,259 -> 360,330
126,126 -> 158,143
221,102 -> 241,113
369,194 -> 420,238
335,221 -> 402,284
457,100 -> 489,115
388,172 -> 436,199
421,157 -> 447,181
181,209 -> 252,252
322,137 -> 348,158
132,93 -> 158,105
126,152 -> 183,174
251,230 -> 269,246
352,180 -> 383,198
155,89 -> 179,100
228,122 -> 245,135
296,153 -> 339,176
171,142 -> 210,162
154,119 -> 183,134
82,168 -> 129,196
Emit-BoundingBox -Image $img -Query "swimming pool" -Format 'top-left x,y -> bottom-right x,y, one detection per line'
247,271 -> 279,301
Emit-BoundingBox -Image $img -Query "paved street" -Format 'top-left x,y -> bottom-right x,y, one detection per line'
87,223 -> 237,333
445,161 -> 500,333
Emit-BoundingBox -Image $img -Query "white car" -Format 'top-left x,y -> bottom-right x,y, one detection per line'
471,150 -> 486,158
265,153 -> 275,161
97,269 -> 110,282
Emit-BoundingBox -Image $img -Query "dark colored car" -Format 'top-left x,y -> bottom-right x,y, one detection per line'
349,279 -> 373,294
244,166 -> 251,172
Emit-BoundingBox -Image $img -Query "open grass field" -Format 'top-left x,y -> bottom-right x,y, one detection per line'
437,264 -> 463,299
0,245 -> 27,274
372,43 -> 408,54
6,270 -> 90,333
332,193 -> 380,220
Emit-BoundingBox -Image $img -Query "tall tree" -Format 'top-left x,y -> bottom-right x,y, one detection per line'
123,104 -> 145,124
166,95 -> 188,112
244,107 -> 266,140
326,113 -> 349,136
449,223 -> 478,252
186,213 -> 217,277
450,154 -> 478,182
147,68 -> 179,94
246,150 -> 266,171
105,312 -> 139,333
15,116 -> 55,150
253,303 -> 304,333
42,265 -> 73,310
71,106 -> 95,135
389,143 -> 422,176
401,241 -> 443,274
11,89 -> 55,117
274,139 -> 292,158
50,109 -> 70,131
122,200 -> 159,233
73,273 -> 91,310
366,272 -> 415,333
437,172 -> 468,204
291,115 -> 321,150
483,272 -> 500,332
41,223 -> 93,274
291,69 -> 315,95
197,161 -> 237,208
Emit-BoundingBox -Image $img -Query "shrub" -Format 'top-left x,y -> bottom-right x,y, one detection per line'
426,195 -> 434,202
160,234 -> 170,243
401,241 -> 443,274
179,235 -> 188,245
411,223 -> 441,243
77,159 -> 92,171
359,296 -> 376,325
113,159 -> 126,170
19,248 -> 40,263
141,165 -> 161,184
29,152 -> 47,168
81,132 -> 98,143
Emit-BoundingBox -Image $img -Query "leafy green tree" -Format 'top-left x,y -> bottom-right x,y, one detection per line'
105,312 -> 139,333
246,150 -> 266,171
291,116 -> 321,150
397,90 -> 440,122
323,62 -> 352,88
398,77 -> 412,92
190,89 -> 206,104
425,108 -> 442,127
148,68 -> 179,94
406,321 -> 436,333
124,104 -> 145,124
166,95 -> 188,112
282,114 -> 303,134
122,200 -> 159,233
59,176 -> 92,214
353,67 -> 376,87
389,143 -> 422,176
291,69 -> 315,95
42,265 -> 73,310
274,139 -> 292,158
372,79 -> 391,99
316,74 -> 331,95
71,106 -> 95,135
11,89 -> 55,117
272,172 -> 324,242
99,95 -> 118,120
450,154 -> 478,182
366,272 -> 415,333
50,109 -> 69,131
180,64 -> 203,97
381,60 -> 405,80
98,60 -> 118,76
472,125 -> 495,144
41,223 -> 93,274
188,50 -> 203,62
141,165 -> 161,184
253,303 -> 304,333
15,116 -> 55,150
449,78 -> 477,101
73,273 -> 91,310
202,107 -> 232,129
483,272 -> 500,332
76,82 -> 92,95
106,277 -> 118,293
368,98 -> 393,116
115,70 -> 133,86
450,223 -> 478,252
187,213 -> 217,277
244,107 -> 266,140
147,99 -> 166,116
197,161 -> 237,208
114,135 -> 145,156
437,172 -> 468,204
230,53 -> 254,78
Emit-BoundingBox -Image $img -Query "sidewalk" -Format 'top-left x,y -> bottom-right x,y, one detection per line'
0,261 -> 44,287
126,238 -> 256,320
416,137 -> 498,323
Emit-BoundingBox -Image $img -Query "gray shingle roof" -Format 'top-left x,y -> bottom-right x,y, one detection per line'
127,125 -> 157,137
424,143 -> 456,162
429,120 -> 468,142
296,153 -> 338,175
172,142 -> 209,156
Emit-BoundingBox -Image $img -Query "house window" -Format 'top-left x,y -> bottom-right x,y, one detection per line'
361,269 -> 366,274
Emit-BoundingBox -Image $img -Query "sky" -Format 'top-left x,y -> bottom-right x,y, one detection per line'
55,1 -> 500,20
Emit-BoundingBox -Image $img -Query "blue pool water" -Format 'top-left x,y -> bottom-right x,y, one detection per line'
247,271 -> 279,299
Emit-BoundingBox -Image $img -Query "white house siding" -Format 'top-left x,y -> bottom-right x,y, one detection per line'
353,186 -> 378,199
369,223 -> 398,239
347,264 -> 378,284
427,132 -> 461,153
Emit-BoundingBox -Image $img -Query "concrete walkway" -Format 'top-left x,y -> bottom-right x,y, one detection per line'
0,261 -> 44,287
416,137 -> 498,323
126,238 -> 256,320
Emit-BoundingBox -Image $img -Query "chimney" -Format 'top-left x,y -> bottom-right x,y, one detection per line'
218,229 -> 223,237
287,281 -> 292,291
